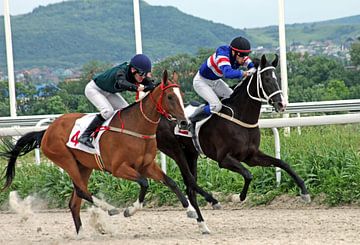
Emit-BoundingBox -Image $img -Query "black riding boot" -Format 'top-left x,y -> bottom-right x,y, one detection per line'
78,114 -> 106,148
188,105 -> 211,137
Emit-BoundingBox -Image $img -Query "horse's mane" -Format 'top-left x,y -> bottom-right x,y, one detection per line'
115,82 -> 162,113
223,58 -> 260,104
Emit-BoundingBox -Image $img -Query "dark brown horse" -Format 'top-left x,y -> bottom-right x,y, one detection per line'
154,54 -> 311,233
1,70 -> 190,234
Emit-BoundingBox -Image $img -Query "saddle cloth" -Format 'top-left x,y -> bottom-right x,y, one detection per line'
66,113 -> 115,155
174,105 -> 212,138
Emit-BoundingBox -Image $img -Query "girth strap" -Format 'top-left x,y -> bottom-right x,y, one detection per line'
107,126 -> 156,139
94,154 -> 106,171
213,111 -> 259,128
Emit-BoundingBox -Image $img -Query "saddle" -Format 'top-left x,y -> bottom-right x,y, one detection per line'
174,104 -> 212,154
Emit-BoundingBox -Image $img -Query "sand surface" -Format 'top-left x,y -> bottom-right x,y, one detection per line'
1,196 -> 359,245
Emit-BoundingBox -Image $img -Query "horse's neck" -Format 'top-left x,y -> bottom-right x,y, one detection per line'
224,79 -> 262,123
110,95 -> 160,134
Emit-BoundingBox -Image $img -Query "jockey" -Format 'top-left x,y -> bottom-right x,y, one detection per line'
78,54 -> 155,148
188,36 -> 256,135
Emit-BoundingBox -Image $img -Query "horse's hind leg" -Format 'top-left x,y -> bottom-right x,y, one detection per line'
42,146 -> 94,233
245,151 -> 311,202
68,162 -> 93,234
220,153 -> 253,201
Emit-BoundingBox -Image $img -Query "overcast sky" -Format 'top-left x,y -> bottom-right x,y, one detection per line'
1,0 -> 359,29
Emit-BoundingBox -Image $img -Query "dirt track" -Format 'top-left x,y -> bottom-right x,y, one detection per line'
1,203 -> 359,245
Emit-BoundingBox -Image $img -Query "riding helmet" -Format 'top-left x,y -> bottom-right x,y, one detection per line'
230,36 -> 251,56
130,54 -> 152,73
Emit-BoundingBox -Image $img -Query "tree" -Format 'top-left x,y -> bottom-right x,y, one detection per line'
350,40 -> 360,66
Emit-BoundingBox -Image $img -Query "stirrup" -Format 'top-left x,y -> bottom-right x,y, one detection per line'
78,136 -> 95,149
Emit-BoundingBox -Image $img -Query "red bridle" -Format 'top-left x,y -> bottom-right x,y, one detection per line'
140,81 -> 180,123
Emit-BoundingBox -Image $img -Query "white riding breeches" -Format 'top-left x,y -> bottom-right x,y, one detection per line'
85,80 -> 129,120
193,72 -> 233,112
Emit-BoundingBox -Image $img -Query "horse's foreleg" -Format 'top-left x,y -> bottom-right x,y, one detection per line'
144,161 -> 189,208
246,151 -> 311,203
174,153 -> 217,221
112,163 -> 146,217
184,151 -> 220,208
124,177 -> 148,217
220,153 -> 253,201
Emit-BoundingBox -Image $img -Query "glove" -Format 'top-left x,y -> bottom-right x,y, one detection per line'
247,68 -> 257,76
143,83 -> 155,92
142,77 -> 155,84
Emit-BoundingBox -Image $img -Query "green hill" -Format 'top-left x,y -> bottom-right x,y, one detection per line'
0,0 -> 242,69
0,0 -> 359,69
246,15 -> 360,47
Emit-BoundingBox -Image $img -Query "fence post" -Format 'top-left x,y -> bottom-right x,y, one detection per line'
271,128 -> 282,186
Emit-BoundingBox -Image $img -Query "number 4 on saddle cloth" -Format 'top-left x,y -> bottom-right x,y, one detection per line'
66,114 -> 114,155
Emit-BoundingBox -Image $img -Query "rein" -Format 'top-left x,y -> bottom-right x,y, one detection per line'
220,65 -> 282,129
143,82 -> 180,123
246,66 -> 283,103
213,111 -> 258,128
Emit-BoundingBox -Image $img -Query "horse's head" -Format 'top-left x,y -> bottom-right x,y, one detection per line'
152,70 -> 188,129
250,54 -> 287,112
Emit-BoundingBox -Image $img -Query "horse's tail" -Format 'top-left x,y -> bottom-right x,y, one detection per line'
0,130 -> 46,190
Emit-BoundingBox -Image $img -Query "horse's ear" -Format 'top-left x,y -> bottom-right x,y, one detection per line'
261,54 -> 267,67
272,54 -> 279,67
162,70 -> 168,85
172,71 -> 179,84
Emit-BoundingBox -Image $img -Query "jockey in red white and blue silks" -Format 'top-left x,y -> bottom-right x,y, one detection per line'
189,37 -> 256,127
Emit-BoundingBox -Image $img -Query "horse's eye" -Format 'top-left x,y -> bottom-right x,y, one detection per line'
167,95 -> 173,100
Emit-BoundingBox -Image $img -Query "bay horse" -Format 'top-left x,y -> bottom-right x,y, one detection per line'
1,70 -> 190,234
155,54 -> 311,233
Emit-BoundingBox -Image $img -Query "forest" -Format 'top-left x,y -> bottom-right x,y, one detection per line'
0,40 -> 360,117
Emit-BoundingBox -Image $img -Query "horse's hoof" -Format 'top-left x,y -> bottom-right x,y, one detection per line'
301,194 -> 311,203
198,221 -> 211,234
240,193 -> 247,202
212,203 -> 222,210
108,209 -> 120,216
186,210 -> 198,219
123,208 -> 132,217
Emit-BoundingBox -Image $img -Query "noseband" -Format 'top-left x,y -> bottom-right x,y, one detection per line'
140,82 -> 180,124
246,66 -> 283,103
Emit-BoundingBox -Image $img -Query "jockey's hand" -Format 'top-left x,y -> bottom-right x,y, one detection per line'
242,70 -> 249,78
243,68 -> 257,78
144,83 -> 155,92
247,67 -> 257,75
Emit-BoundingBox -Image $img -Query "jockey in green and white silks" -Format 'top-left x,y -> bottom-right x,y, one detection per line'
79,54 -> 155,148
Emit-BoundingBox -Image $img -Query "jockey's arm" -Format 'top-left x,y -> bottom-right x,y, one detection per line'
114,72 -> 138,92
220,65 -> 245,79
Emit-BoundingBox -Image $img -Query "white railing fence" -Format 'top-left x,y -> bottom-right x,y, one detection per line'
0,99 -> 359,184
